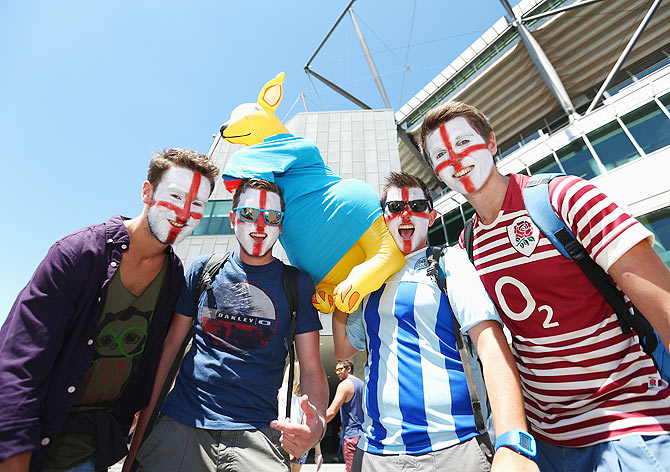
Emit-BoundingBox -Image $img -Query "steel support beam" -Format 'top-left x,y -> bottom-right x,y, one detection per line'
586,0 -> 664,113
349,7 -> 393,109
499,0 -> 577,120
305,0 -> 356,68
521,0 -> 609,23
304,67 -> 372,110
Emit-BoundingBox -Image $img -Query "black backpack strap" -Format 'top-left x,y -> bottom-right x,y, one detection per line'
137,252 -> 230,465
282,264 -> 300,419
464,217 -> 475,262
427,247 -> 487,434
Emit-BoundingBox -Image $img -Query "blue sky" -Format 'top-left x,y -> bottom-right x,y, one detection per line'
0,1 -> 511,321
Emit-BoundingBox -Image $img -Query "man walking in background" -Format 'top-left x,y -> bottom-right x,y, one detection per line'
326,359 -> 364,472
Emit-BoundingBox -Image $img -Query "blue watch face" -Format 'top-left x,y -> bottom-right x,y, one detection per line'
496,430 -> 537,459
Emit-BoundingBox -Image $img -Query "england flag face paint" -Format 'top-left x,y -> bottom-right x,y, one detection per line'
425,116 -> 495,195
147,167 -> 211,245
384,186 -> 431,254
232,188 -> 281,258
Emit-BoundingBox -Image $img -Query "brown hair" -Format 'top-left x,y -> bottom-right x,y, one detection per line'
232,179 -> 285,211
381,172 -> 432,209
336,359 -> 354,375
147,148 -> 219,195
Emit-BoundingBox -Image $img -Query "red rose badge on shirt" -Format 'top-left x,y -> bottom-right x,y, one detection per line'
508,216 -> 539,256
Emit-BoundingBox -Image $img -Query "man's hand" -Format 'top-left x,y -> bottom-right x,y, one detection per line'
270,394 -> 324,458
491,447 -> 539,472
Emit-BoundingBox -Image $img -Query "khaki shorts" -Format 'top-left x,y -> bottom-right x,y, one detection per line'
351,434 -> 492,472
136,414 -> 290,472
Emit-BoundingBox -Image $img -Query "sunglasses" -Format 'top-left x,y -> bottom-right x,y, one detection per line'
385,199 -> 431,214
233,207 -> 284,225
335,367 -> 345,373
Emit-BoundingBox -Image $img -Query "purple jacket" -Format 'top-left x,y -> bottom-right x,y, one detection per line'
0,215 -> 183,470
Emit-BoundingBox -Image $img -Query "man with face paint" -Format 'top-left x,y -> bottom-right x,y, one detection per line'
127,179 -> 328,472
420,101 -> 670,471
332,172 -> 538,472
0,148 -> 218,472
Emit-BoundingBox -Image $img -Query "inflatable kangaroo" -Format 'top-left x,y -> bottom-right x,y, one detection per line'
220,73 -> 404,314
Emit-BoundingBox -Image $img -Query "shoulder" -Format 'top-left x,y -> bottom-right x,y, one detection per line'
547,175 -> 595,206
339,378 -> 355,393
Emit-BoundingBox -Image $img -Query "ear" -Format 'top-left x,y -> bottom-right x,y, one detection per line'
487,131 -> 497,155
428,209 -> 438,227
257,72 -> 285,112
141,181 -> 153,205
229,210 -> 236,230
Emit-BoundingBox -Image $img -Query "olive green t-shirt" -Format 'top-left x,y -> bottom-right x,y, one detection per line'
43,258 -> 167,470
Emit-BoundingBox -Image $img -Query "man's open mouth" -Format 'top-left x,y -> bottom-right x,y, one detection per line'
453,166 -> 474,178
250,232 -> 266,242
398,223 -> 415,240
169,219 -> 185,228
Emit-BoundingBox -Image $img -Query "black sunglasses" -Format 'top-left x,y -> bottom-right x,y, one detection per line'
385,200 -> 431,214
233,207 -> 284,225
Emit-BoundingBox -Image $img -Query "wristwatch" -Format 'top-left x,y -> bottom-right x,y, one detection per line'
494,429 -> 537,459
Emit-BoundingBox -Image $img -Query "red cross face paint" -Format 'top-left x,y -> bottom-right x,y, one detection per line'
384,187 -> 431,254
233,188 -> 281,258
147,167 -> 211,245
425,116 -> 494,195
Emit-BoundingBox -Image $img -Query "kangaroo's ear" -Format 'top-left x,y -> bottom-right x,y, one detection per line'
257,72 -> 285,112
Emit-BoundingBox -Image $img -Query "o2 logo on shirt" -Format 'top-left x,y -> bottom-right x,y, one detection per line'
200,281 -> 278,353
494,276 -> 559,329
508,216 -> 539,257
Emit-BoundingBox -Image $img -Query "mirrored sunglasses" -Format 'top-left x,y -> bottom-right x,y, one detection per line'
335,367 -> 345,373
385,199 -> 431,214
233,207 -> 284,225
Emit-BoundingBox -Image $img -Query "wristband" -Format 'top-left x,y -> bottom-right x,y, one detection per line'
494,429 -> 536,459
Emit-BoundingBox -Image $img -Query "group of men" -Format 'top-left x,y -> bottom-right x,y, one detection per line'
1,100 -> 669,472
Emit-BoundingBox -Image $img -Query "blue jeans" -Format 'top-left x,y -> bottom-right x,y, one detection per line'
43,459 -> 96,472
537,434 -> 670,471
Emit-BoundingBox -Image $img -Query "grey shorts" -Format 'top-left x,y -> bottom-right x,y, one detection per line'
351,434 -> 492,472
136,414 -> 290,472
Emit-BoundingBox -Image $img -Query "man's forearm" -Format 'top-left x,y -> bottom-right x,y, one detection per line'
332,310 -> 358,359
302,368 -> 328,431
471,322 -> 528,433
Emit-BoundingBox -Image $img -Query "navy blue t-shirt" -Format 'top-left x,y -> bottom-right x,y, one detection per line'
161,251 -> 321,429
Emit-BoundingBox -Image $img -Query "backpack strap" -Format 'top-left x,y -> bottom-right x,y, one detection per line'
522,175 -> 661,365
427,246 -> 487,434
282,264 -> 300,419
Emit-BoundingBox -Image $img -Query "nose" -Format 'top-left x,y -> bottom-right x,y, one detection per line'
220,122 -> 228,137
401,204 -> 412,216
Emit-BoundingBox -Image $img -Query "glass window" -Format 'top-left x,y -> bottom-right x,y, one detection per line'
529,155 -> 561,175
637,207 -> 670,268
660,92 -> 670,114
437,204 -> 476,247
192,200 -> 234,236
587,121 -> 640,171
621,101 -> 670,155
555,138 -> 601,180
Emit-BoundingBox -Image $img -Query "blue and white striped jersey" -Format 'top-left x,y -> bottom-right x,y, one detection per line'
346,246 -> 500,454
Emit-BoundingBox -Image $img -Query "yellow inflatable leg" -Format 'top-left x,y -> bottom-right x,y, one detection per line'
315,216 -> 405,314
